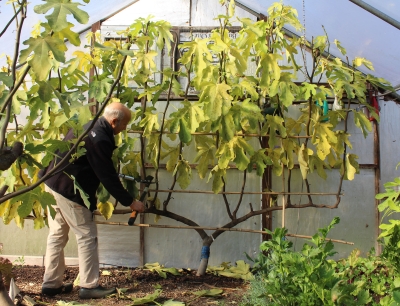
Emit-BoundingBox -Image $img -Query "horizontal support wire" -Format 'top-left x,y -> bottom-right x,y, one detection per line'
22,216 -> 353,245
145,163 -> 377,170
95,220 -> 354,245
127,129 -> 312,138
147,189 -> 343,196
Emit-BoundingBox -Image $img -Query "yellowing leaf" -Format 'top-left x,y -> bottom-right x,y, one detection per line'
193,288 -> 224,297
334,39 -> 347,55
160,142 -> 180,172
97,201 -> 114,220
298,144 -> 313,179
301,82 -> 317,100
258,53 -> 282,91
346,154 -> 359,180
312,122 -> 337,160
173,159 -> 192,190
354,110 -> 372,138
194,135 -> 215,179
139,110 -> 160,137
216,141 -> 234,169
33,214 -> 45,230
146,134 -> 160,168
134,50 -> 158,72
14,214 -> 24,229
208,166 -> 226,194
201,83 -> 233,121
131,289 -> 162,305
353,57 -> 374,70
0,200 -> 11,218
179,38 -> 213,89
3,201 -> 20,225
282,138 -> 297,169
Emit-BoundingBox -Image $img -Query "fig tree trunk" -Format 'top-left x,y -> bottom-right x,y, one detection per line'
196,238 -> 213,276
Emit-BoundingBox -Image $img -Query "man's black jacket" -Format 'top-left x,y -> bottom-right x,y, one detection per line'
40,117 -> 134,211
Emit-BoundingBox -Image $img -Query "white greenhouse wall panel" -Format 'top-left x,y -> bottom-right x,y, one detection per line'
103,0 -> 189,27
143,169 -> 262,268
96,213 -> 141,267
272,168 -> 376,259
0,221 -> 78,263
379,100 -> 400,188
378,99 -> 400,232
190,0 -> 255,26
102,0 -> 256,29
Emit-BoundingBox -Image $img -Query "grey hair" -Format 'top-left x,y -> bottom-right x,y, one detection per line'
103,105 -> 125,122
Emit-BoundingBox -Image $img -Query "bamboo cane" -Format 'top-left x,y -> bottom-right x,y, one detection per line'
95,221 -> 354,245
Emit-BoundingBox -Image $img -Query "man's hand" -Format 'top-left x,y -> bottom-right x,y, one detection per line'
130,200 -> 145,213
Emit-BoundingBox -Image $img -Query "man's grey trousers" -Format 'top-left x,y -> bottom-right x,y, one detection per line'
42,186 -> 99,289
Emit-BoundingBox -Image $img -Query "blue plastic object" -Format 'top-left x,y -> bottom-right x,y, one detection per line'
315,99 -> 329,122
200,246 -> 210,260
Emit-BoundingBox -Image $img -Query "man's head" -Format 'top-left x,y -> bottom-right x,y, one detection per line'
103,102 -> 132,134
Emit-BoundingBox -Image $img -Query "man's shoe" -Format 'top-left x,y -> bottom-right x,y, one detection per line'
42,283 -> 73,296
78,285 -> 116,299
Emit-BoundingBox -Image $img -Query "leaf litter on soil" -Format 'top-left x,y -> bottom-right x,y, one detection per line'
11,265 -> 247,305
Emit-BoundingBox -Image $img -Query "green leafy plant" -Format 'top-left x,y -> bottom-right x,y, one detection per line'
377,173 -> 400,241
12,256 -> 25,268
376,167 -> 400,272
381,225 -> 400,274
242,216 -> 400,305
243,218 -> 360,305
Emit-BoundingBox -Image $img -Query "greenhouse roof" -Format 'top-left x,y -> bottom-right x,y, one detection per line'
1,0 -> 399,94
238,0 -> 400,93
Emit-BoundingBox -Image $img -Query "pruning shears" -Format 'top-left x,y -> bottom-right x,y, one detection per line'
118,174 -> 155,226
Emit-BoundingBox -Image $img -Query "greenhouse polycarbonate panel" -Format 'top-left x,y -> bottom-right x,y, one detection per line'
1,0 -> 399,87
362,0 -> 400,24
237,0 -> 400,87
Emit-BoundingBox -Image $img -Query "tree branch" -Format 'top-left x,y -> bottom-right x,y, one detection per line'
0,56 -> 128,204
0,5 -> 22,37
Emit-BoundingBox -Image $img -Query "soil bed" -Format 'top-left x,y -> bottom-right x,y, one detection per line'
11,265 -> 247,305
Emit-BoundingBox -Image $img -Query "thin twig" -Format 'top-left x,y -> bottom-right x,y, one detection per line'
222,177 -> 234,220
232,170 -> 247,218
0,6 -> 22,37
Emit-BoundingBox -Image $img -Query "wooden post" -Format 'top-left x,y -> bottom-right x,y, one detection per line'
373,115 -> 381,255
89,21 -> 101,114
261,130 -> 273,241
281,163 -> 286,228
